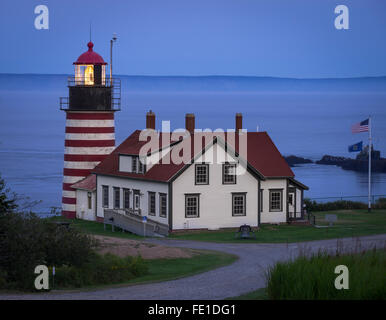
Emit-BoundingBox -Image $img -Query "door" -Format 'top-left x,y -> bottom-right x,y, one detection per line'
133,191 -> 140,213
288,192 -> 295,219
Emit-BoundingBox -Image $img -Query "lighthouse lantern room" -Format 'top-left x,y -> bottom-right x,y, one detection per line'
60,41 -> 121,219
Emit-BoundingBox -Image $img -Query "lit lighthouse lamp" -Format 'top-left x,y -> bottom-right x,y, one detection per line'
74,42 -> 106,86
60,41 -> 121,219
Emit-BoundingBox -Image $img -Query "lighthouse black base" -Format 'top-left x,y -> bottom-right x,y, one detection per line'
69,85 -> 112,111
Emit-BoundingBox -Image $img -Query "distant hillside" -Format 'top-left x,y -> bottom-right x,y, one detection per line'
118,75 -> 386,92
1,73 -> 386,93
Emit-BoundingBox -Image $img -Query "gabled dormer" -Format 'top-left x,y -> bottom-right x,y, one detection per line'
119,154 -> 146,174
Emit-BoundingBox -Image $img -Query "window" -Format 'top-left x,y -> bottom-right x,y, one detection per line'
138,157 -> 145,174
232,193 -> 246,216
132,156 -> 137,173
87,192 -> 92,209
123,189 -> 130,209
185,194 -> 200,218
223,163 -> 237,184
113,187 -> 120,209
259,189 -> 263,212
159,193 -> 167,218
195,164 -> 209,185
148,192 -> 156,216
269,189 -> 283,212
288,194 -> 293,205
102,185 -> 109,208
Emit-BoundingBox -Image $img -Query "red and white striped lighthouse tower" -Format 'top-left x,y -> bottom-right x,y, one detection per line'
60,41 -> 121,218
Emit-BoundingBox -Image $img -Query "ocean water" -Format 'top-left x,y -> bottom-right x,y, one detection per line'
0,74 -> 385,213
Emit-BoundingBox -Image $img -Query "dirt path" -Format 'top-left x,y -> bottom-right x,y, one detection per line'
94,235 -> 192,259
1,234 -> 385,300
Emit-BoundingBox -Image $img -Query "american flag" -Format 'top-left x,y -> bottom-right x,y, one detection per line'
351,119 -> 369,133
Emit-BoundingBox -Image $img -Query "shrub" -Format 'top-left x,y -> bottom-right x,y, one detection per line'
0,174 -> 17,213
0,211 -> 97,290
304,198 -> 386,212
266,248 -> 386,299
374,198 -> 386,209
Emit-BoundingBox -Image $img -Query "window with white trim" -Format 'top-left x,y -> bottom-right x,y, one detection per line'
159,193 -> 167,218
223,163 -> 237,184
232,193 -> 246,216
123,188 -> 130,209
87,192 -> 92,209
195,164 -> 209,185
148,192 -> 156,216
113,187 -> 120,209
269,189 -> 283,212
185,194 -> 200,218
102,185 -> 109,208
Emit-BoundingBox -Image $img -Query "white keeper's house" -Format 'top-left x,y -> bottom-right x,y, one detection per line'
70,112 -> 308,232
60,40 -> 308,234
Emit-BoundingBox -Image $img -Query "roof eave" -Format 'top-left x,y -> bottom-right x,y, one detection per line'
289,177 -> 309,190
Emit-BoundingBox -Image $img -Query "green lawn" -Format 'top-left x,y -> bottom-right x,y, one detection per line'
48,216 -> 143,240
128,250 -> 237,285
169,209 -> 386,243
48,209 -> 386,244
53,250 -> 237,291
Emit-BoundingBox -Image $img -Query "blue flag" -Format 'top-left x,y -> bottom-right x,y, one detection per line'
348,141 -> 363,152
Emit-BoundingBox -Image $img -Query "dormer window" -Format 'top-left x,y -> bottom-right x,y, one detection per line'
138,157 -> 145,174
132,156 -> 138,173
118,155 -> 146,174
131,156 -> 145,174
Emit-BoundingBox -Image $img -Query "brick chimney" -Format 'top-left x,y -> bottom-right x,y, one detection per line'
146,110 -> 155,129
236,113 -> 242,133
185,113 -> 195,134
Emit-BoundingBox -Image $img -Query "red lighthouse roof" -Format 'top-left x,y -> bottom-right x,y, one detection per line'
74,42 -> 107,65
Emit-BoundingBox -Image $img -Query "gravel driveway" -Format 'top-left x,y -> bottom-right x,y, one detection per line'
1,234 -> 385,300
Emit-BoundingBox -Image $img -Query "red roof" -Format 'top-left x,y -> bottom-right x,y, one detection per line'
74,42 -> 107,65
71,174 -> 96,191
93,130 -> 294,182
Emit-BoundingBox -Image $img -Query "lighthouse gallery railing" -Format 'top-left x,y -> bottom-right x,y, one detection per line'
59,76 -> 121,111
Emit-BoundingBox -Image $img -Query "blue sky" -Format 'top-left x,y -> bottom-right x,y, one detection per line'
1,0 -> 386,78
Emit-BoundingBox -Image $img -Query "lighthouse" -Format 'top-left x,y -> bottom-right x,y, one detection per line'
60,41 -> 121,219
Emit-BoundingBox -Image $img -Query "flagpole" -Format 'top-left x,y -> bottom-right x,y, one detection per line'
368,115 -> 372,212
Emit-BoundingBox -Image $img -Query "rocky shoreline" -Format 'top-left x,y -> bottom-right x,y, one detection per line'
283,149 -> 386,173
315,155 -> 386,173
283,155 -> 313,167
